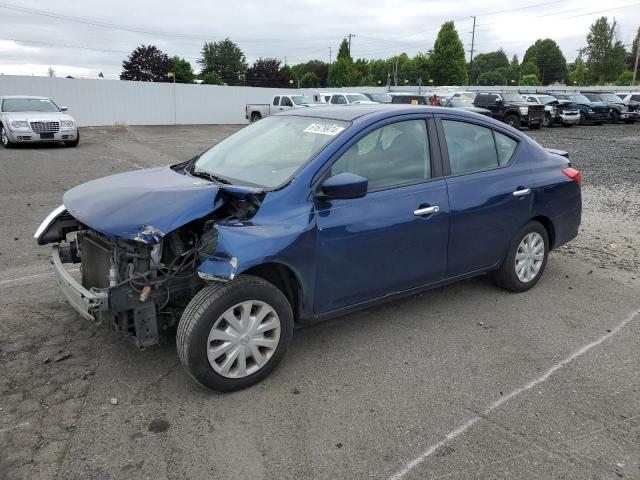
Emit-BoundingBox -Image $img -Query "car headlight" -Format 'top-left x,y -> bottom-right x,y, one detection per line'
61,120 -> 75,129
518,106 -> 528,115
11,120 -> 28,129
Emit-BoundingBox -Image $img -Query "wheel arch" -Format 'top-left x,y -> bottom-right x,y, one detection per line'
241,262 -> 303,321
531,215 -> 556,249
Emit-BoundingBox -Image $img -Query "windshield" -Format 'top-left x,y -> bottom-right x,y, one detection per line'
567,94 -> 591,103
291,95 -> 314,105
346,94 -> 369,103
583,93 -> 602,102
501,93 -> 525,102
536,95 -> 557,104
447,97 -> 473,107
193,116 -> 350,189
368,93 -> 392,103
1,98 -> 60,112
598,93 -> 621,102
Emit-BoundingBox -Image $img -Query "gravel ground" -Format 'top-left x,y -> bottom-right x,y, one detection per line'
0,123 -> 639,480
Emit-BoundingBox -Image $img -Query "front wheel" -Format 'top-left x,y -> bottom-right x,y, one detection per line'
542,114 -> 552,127
1,125 -> 13,148
579,112 -> 586,125
610,110 -> 619,124
504,114 -> 521,129
491,221 -> 549,293
64,130 -> 79,147
177,275 -> 294,392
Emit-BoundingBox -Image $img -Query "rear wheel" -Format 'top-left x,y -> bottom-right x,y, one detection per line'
1,125 -> 13,148
177,275 -> 294,392
504,114 -> 521,129
491,221 -> 549,293
579,112 -> 586,125
250,112 -> 261,123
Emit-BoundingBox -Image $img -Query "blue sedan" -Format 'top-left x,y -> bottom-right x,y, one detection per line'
35,105 -> 582,391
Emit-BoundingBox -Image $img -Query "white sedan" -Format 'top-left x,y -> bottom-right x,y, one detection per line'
1,95 -> 79,148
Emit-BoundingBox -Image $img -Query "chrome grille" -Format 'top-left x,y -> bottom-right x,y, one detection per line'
30,121 -> 60,133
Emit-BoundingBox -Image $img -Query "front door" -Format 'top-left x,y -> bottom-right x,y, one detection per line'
314,118 -> 449,313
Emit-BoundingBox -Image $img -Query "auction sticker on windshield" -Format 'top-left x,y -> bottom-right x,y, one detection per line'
304,124 -> 345,136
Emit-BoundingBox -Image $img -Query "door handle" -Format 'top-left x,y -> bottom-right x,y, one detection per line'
413,205 -> 439,216
512,188 -> 531,197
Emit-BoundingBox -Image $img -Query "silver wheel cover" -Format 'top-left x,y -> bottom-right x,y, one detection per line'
207,300 -> 281,379
515,232 -> 545,283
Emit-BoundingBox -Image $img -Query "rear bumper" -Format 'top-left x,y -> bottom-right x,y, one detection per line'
7,129 -> 78,143
51,245 -> 108,321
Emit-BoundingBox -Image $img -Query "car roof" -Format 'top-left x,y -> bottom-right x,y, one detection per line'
0,95 -> 50,100
277,104 -> 488,122
388,92 -> 424,96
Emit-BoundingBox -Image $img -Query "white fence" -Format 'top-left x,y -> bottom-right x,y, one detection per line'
0,75 -> 385,127
0,74 -> 631,127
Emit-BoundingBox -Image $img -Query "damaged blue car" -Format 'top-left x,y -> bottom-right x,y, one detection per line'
35,105 -> 582,391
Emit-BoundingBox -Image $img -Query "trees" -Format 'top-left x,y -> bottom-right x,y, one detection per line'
522,39 -> 567,85
337,38 -> 352,62
327,59 -> 350,87
520,74 -> 541,86
478,70 -> 506,86
568,56 -> 588,86
201,72 -> 224,85
300,72 -> 321,88
470,49 -> 509,84
170,56 -> 195,83
246,58 -> 287,87
584,17 -> 628,84
629,26 -> 639,70
199,38 -> 247,86
430,21 -> 467,85
120,45 -> 171,82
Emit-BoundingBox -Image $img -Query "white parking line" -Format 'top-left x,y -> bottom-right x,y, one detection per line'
388,307 -> 640,480
0,269 -> 79,288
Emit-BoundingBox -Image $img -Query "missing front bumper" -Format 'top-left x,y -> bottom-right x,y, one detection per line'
51,245 -> 108,321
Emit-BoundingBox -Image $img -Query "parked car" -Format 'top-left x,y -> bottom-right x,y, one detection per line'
616,92 -> 640,103
326,92 -> 378,105
548,93 -> 609,125
363,92 -> 392,103
582,91 -> 638,123
524,94 -> 580,127
473,92 -> 544,129
615,92 -> 640,121
36,105 -> 582,392
438,95 -> 492,116
245,94 -> 315,122
1,95 -> 79,148
388,92 -> 427,105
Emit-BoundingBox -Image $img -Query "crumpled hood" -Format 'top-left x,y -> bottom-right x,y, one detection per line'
63,166 -> 226,242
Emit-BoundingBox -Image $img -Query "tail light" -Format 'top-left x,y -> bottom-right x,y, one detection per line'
562,167 -> 581,185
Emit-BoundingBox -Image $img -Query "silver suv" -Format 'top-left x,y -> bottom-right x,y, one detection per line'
1,95 -> 79,148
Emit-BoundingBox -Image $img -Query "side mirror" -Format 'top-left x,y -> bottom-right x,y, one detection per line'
319,172 -> 368,200
495,99 -> 503,105
60,106 -> 68,112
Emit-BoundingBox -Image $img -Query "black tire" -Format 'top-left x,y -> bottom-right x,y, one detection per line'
250,112 -> 261,123
579,112 -> 586,125
505,114 -> 521,129
177,275 -> 294,392
542,114 -> 552,127
610,110 -> 619,124
490,220 -> 550,293
64,130 -> 79,147
1,124 -> 13,148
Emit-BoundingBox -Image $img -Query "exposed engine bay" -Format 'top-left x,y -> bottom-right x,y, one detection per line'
45,191 -> 262,348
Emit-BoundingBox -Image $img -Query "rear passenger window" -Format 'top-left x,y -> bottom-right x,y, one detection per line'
331,120 -> 431,191
632,95 -> 640,102
442,120 -> 499,175
273,97 -> 280,106
494,132 -> 518,165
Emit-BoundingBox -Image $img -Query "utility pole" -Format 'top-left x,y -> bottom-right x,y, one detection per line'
329,47 -> 332,64
469,15 -> 476,86
633,29 -> 640,86
394,58 -> 399,86
347,33 -> 355,57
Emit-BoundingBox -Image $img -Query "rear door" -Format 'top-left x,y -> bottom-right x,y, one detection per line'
435,114 -> 533,276
313,116 -> 449,313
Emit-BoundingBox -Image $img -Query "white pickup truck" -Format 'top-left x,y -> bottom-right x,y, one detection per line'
245,94 -> 316,122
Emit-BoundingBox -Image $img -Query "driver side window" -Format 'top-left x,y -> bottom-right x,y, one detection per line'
330,120 -> 431,191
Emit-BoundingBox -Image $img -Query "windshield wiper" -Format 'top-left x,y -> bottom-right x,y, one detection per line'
191,169 -> 231,185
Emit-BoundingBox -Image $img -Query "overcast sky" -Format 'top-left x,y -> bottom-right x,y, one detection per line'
0,0 -> 638,79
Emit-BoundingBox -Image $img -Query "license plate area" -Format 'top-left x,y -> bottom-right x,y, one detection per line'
40,133 -> 54,139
